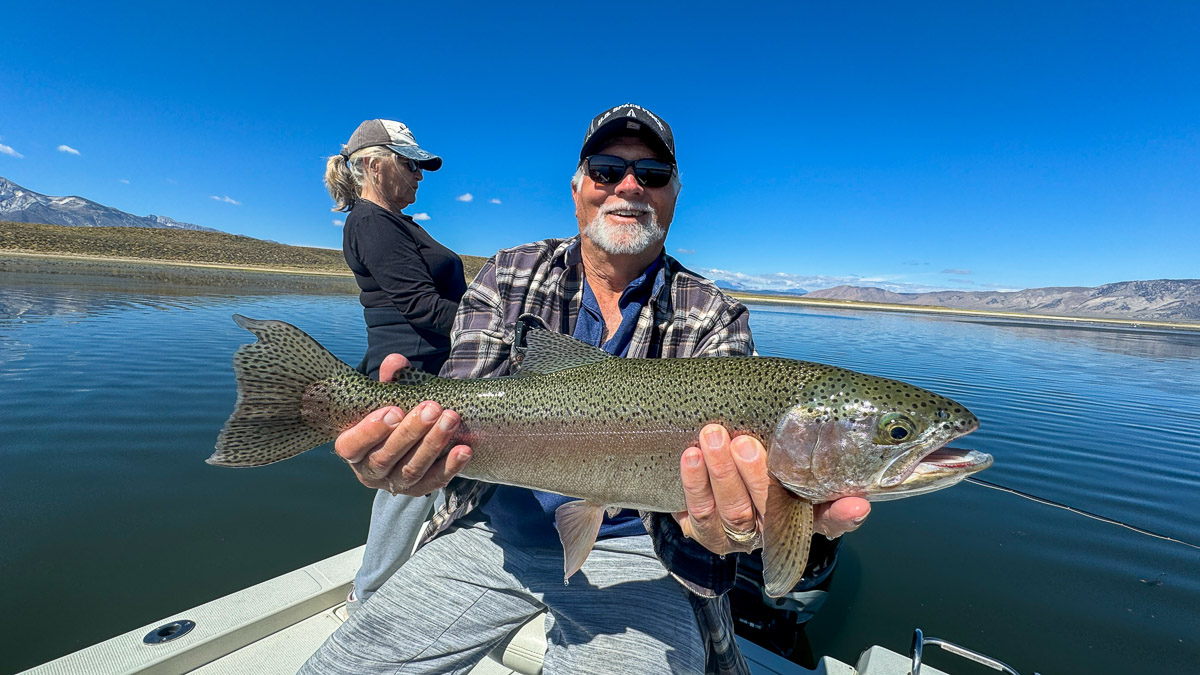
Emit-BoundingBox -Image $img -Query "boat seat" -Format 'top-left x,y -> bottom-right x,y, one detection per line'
484,613 -> 547,675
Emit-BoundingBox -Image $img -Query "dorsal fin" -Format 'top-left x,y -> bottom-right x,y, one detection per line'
512,314 -> 612,376
389,366 -> 437,386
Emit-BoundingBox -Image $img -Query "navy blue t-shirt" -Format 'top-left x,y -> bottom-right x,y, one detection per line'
474,255 -> 665,546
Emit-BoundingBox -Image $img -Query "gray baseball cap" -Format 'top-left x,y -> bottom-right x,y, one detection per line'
342,119 -> 442,171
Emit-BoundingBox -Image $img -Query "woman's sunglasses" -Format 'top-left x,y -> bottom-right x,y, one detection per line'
584,154 -> 674,188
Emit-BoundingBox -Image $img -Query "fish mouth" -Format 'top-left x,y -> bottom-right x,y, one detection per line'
915,447 -> 993,473
870,446 -> 993,501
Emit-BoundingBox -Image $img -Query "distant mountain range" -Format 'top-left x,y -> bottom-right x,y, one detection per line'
715,279 -> 809,295
772,281 -> 1200,323
0,176 -> 217,232
3,175 -> 1196,324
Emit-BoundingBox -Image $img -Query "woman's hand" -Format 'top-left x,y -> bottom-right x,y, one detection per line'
673,424 -> 871,555
334,354 -> 471,495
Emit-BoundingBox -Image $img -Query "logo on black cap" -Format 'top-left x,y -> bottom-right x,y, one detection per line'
581,103 -> 675,164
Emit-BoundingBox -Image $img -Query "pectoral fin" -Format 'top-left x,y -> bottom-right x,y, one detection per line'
762,481 -> 814,598
555,500 -> 605,582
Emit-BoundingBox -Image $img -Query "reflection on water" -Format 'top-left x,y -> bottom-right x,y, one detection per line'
2,278 -> 1199,674
0,270 -> 354,323
749,302 -> 1200,363
1,275 -> 233,321
961,318 -> 1200,362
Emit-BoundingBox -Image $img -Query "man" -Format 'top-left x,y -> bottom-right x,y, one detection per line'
301,104 -> 870,674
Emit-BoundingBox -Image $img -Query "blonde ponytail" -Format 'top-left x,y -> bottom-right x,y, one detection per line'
324,146 -> 397,212
325,154 -> 359,212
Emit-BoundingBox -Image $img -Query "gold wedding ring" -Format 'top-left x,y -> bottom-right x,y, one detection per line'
721,521 -> 759,545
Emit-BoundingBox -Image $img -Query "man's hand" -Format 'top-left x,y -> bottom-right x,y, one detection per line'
674,424 -> 871,555
334,354 -> 472,495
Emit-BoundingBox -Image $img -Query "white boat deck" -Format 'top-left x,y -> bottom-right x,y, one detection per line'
21,546 -> 945,675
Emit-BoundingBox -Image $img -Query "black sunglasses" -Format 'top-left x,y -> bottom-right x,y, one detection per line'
388,154 -> 420,173
584,154 -> 674,188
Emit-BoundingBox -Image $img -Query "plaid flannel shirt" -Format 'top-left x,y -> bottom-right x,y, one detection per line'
418,236 -> 756,674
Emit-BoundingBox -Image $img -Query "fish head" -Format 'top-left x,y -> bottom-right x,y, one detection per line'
766,367 -> 991,503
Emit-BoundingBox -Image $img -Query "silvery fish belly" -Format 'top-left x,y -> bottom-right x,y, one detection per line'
209,315 -> 991,597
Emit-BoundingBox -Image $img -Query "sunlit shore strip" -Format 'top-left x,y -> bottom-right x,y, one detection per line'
4,249 -> 1197,332
0,249 -> 351,276
731,292 -> 1200,332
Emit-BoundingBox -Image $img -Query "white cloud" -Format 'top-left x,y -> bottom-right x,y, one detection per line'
210,195 -> 242,205
57,144 -> 81,156
489,198 -> 502,204
676,248 -> 695,255
456,193 -> 473,202
412,212 -> 431,221
119,179 -> 130,184
696,268 -> 964,294
941,268 -> 972,275
333,219 -> 345,227
0,141 -> 22,158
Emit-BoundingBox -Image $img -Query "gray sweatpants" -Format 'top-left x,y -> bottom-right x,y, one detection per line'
301,522 -> 705,674
350,491 -> 439,609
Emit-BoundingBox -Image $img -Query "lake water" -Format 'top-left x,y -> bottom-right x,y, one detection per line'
2,271 -> 1198,674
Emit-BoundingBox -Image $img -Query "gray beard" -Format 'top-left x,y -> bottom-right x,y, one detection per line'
583,201 -> 666,256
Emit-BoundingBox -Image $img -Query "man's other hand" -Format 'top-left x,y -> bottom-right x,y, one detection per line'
334,353 -> 471,495
674,423 -> 871,555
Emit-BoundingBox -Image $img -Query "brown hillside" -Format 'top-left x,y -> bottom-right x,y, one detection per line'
0,221 -> 488,281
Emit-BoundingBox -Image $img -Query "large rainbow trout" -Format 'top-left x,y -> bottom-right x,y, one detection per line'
210,315 -> 991,596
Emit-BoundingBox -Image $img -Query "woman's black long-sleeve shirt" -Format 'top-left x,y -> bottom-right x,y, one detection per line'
343,200 -> 466,377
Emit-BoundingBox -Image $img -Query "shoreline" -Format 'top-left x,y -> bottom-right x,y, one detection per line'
4,249 -> 1197,331
733,292 -> 1200,331
0,249 -> 359,295
0,249 -> 354,277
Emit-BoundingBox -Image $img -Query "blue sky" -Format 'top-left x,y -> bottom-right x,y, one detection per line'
1,2 -> 1196,292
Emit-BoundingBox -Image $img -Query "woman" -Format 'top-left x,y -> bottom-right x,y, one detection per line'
324,119 -> 466,613
326,119 -> 465,378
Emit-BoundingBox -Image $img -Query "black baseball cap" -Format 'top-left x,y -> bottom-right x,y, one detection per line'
579,104 -> 675,165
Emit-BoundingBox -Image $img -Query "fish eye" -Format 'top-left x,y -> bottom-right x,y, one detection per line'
879,413 -> 917,444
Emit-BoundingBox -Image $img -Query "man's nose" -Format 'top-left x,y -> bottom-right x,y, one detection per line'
614,169 -> 643,195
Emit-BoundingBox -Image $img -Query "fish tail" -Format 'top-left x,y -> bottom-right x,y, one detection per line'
207,315 -> 358,467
